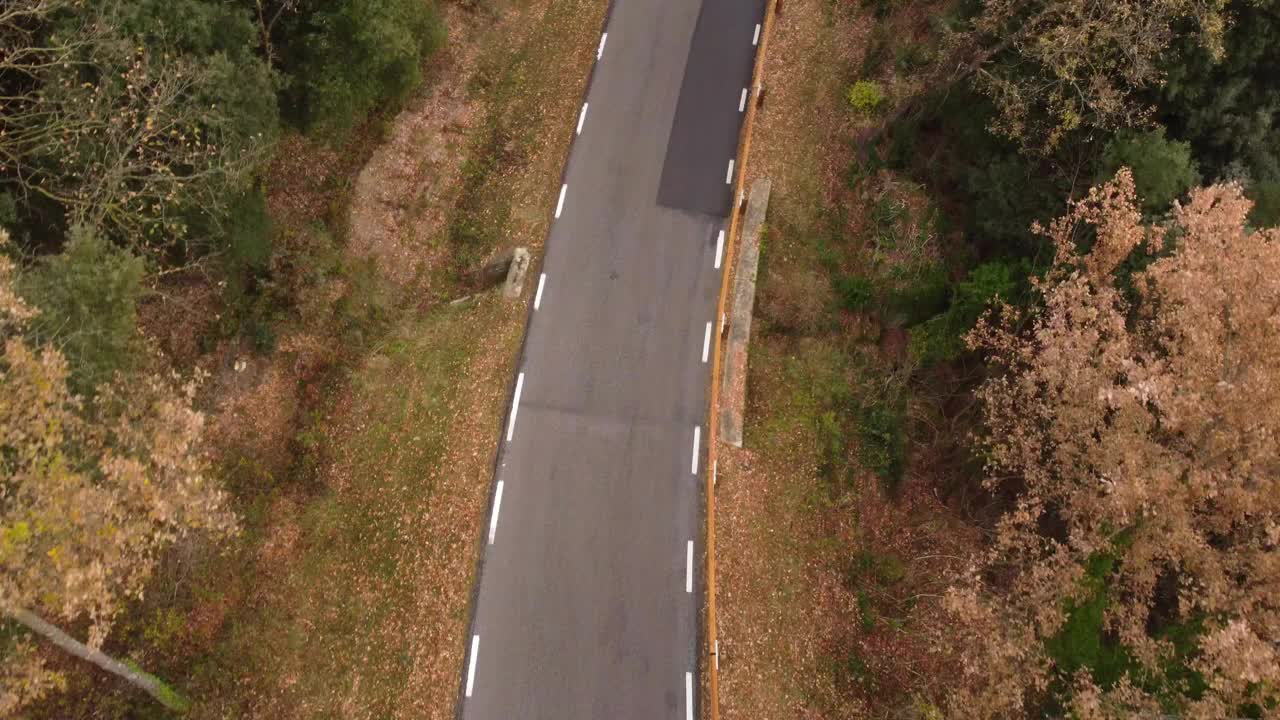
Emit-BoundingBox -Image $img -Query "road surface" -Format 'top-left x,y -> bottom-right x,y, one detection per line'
459,0 -> 765,717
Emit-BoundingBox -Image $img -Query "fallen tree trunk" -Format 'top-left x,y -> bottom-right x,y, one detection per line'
6,606 -> 191,711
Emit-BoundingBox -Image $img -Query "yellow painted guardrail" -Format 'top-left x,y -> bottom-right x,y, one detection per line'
705,1 -> 776,717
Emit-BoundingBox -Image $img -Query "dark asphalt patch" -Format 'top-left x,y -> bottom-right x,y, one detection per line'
656,0 -> 766,217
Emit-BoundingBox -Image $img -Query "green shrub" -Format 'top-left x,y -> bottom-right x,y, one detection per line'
908,313 -> 964,366
0,192 -> 16,227
895,43 -> 932,74
1249,181 -> 1280,227
224,191 -> 274,275
860,0 -> 892,19
247,316 -> 277,354
834,274 -> 875,312
815,410 -> 849,486
1044,553 -> 1134,690
20,227 -> 146,394
908,260 -> 1028,366
884,263 -> 949,327
857,590 -> 876,631
835,645 -> 873,692
860,26 -> 890,76
857,401 -> 907,491
871,196 -> 908,232
848,80 -> 886,114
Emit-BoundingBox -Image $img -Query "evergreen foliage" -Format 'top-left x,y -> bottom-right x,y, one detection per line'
1099,129 -> 1199,212
1156,0 -> 1280,184
19,227 -> 145,395
279,0 -> 447,133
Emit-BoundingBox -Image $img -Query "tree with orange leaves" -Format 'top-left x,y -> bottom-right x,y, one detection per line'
945,170 -> 1280,718
0,229 -> 237,712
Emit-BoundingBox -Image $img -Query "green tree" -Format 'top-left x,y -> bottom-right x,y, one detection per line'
859,0 -> 1231,157
19,227 -> 145,395
1099,129 -> 1199,212
1156,0 -> 1280,184
280,0 -> 446,132
968,0 -> 1229,154
0,0 -> 278,253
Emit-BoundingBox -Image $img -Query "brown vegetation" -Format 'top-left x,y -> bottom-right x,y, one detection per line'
1,231 -> 235,711
946,170 -> 1280,718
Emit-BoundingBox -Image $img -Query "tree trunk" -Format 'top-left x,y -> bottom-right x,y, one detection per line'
6,606 -> 191,712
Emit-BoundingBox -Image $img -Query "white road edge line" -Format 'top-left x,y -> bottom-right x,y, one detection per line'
506,373 -> 525,442
466,635 -> 480,697
488,481 -> 505,545
739,87 -> 748,112
714,230 -> 724,269
686,540 -> 694,593
685,671 -> 694,720
555,184 -> 567,218
702,321 -> 712,363
725,158 -> 735,184
597,32 -> 607,59
534,273 -> 547,310
753,23 -> 761,46
691,426 -> 701,475
577,103 -> 589,135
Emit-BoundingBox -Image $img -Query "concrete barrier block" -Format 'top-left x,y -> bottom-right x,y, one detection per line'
502,247 -> 531,299
719,178 -> 770,447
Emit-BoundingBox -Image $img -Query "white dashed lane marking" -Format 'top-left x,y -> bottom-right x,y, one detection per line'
506,373 -> 525,442
466,635 -> 480,697
488,481 -> 505,545
534,273 -> 547,310
686,540 -> 694,593
685,672 -> 694,720
691,426 -> 701,475
555,184 -> 567,218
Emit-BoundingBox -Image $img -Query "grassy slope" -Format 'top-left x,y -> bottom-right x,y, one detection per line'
718,1 -> 978,718
183,295 -> 525,720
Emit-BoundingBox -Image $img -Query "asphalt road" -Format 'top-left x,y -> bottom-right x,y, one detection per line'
459,0 -> 765,717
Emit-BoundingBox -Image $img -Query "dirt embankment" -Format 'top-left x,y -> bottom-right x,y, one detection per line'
346,4 -> 483,293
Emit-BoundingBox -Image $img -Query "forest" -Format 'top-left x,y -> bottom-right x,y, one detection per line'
2,0 -> 1279,717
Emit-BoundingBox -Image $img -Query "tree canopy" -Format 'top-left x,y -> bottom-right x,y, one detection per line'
969,0 -> 1229,153
945,170 -> 1280,718
0,228 -> 236,711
